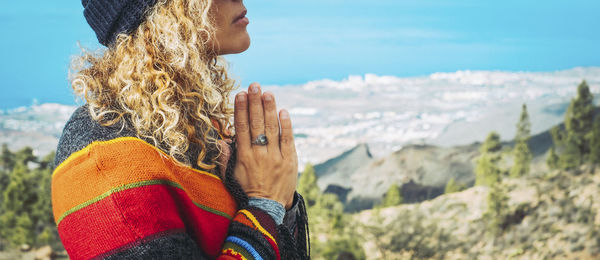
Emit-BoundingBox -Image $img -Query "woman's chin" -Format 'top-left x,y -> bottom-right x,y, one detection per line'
219,35 -> 251,55
235,37 -> 251,53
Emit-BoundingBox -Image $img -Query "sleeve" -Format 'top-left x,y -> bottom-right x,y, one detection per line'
53,172 -> 286,260
248,197 -> 285,225
54,192 -> 284,260
219,207 -> 283,260
247,193 -> 303,236
220,193 -> 310,260
52,141 -> 287,260
103,205 -> 287,260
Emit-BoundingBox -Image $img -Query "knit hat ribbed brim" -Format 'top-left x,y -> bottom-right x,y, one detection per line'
82,0 -> 158,46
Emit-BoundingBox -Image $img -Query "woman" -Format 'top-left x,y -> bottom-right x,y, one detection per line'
52,0 -> 309,259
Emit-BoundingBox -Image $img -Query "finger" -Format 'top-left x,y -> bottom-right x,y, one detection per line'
279,109 -> 296,159
247,83 -> 266,151
262,91 -> 281,156
234,92 -> 251,150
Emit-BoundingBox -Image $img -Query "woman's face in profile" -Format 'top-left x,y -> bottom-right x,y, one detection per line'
212,0 -> 251,55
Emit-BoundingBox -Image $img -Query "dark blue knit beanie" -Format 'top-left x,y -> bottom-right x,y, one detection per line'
82,0 -> 159,46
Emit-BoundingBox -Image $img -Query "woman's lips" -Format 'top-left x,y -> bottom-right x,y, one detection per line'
233,10 -> 249,25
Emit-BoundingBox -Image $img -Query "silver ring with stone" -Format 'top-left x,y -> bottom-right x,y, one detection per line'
252,134 -> 269,146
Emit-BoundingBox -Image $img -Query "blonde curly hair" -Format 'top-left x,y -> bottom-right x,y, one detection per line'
70,0 -> 235,170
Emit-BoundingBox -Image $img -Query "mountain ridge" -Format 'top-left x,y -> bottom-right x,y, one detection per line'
314,120 -> 559,212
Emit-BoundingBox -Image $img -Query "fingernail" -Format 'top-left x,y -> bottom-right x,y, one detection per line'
281,110 -> 289,119
237,93 -> 246,102
250,85 -> 259,93
264,94 -> 272,101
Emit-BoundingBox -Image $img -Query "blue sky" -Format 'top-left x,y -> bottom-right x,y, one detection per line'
0,0 -> 599,109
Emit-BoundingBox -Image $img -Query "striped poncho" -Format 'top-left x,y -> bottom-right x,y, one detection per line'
52,106 -> 308,259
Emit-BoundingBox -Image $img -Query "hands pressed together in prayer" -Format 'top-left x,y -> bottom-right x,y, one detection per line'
218,83 -> 298,210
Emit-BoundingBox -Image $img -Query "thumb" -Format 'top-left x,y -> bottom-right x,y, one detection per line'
217,139 -> 232,180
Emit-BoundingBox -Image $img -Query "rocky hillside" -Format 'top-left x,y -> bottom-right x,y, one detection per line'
353,165 -> 600,259
315,124 -> 557,212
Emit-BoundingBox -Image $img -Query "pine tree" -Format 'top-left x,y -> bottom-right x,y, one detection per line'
550,80 -> 595,170
0,148 -> 58,247
549,126 -> 566,169
0,211 -> 17,244
565,80 -> 594,155
559,136 -> 583,170
476,132 -> 503,186
297,163 -> 320,206
2,163 -> 32,215
12,214 -> 34,246
31,150 -> 56,227
0,169 -> 8,204
547,146 -> 559,170
550,126 -> 565,148
315,194 -> 345,230
15,147 -> 37,167
444,178 -> 464,194
485,184 -> 509,235
1,143 -> 15,171
511,104 -> 532,177
514,104 -> 531,142
37,226 -> 55,246
511,142 -> 532,177
31,167 -> 54,230
311,193 -> 365,259
380,183 -> 403,207
38,151 -> 55,170
481,131 -> 502,154
0,144 -> 14,208
0,162 -> 37,246
589,118 -> 600,164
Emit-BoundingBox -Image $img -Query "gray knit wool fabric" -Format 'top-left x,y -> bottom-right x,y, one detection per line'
248,198 -> 285,225
82,0 -> 158,46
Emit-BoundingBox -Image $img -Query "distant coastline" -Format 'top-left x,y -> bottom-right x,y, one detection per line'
2,67 -> 599,164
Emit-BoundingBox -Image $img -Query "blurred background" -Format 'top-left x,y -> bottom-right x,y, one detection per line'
1,0 -> 600,259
